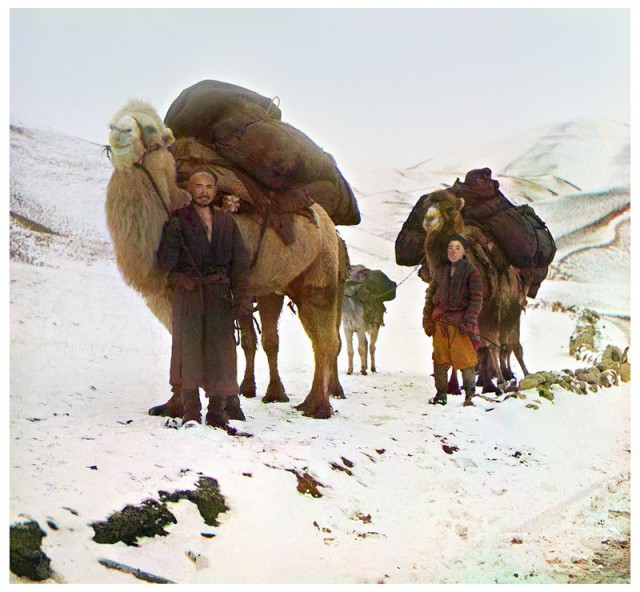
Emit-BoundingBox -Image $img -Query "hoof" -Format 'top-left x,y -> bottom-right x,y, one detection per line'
331,382 -> 346,399
481,380 -> 502,394
360,370 -> 368,376
463,397 -> 475,407
239,379 -> 257,399
482,385 -> 503,395
262,381 -> 289,404
295,399 -> 333,419
225,395 -> 246,421
347,370 -> 353,376
330,378 -> 346,399
502,370 -> 515,381
371,367 -> 377,373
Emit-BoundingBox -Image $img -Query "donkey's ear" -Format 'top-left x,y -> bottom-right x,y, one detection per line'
457,197 -> 465,210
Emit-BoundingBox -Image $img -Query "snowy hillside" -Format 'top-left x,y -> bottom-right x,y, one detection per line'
342,118 -> 630,320
9,119 -> 631,584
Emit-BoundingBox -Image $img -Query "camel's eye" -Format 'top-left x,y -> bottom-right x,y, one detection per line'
145,126 -> 157,135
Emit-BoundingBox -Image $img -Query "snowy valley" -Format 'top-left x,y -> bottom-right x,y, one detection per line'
9,117 -> 631,584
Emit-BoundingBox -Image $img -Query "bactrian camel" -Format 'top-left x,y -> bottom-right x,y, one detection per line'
105,99 -> 348,419
420,189 -> 529,392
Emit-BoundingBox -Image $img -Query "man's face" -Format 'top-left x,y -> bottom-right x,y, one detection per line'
188,173 -> 216,207
447,240 -> 465,264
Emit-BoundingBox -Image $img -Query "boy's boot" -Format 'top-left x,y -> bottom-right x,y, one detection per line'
429,364 -> 449,405
461,367 -> 476,407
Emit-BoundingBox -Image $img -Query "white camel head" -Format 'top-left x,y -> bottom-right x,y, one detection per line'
108,99 -> 175,169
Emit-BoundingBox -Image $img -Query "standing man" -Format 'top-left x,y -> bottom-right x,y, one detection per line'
156,170 -> 252,428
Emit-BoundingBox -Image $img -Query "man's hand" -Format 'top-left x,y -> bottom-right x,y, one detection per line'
423,317 -> 435,337
167,215 -> 181,233
460,320 -> 474,336
163,215 -> 182,249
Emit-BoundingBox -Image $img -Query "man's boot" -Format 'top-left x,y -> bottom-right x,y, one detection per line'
181,388 -> 202,424
461,366 -> 476,407
429,363 -> 449,405
148,385 -> 184,417
225,394 -> 246,421
205,395 -> 230,428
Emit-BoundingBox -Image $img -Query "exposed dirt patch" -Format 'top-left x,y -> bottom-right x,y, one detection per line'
566,537 -> 630,583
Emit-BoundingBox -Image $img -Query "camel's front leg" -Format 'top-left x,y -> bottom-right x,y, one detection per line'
294,289 -> 341,418
329,288 -> 345,398
477,345 -> 503,394
258,293 -> 289,403
499,347 -> 516,381
512,341 -> 529,377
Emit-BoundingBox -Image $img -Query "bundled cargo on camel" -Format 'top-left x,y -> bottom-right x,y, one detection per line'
164,80 -> 360,246
395,167 -> 555,298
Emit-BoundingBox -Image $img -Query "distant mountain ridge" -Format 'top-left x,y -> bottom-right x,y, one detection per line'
9,117 -> 630,303
352,118 -> 629,200
341,117 -> 629,312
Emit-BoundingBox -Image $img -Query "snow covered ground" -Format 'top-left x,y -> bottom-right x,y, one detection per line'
9,118 -> 631,584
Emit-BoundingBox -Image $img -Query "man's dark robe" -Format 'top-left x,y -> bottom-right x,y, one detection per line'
156,204 -> 251,396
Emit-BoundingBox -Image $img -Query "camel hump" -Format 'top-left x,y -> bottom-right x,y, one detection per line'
164,80 -> 282,142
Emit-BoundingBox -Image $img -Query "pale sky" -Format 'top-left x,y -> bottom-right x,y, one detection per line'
9,6 -> 630,170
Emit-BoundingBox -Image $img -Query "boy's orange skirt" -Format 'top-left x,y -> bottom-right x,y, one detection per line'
432,322 -> 478,370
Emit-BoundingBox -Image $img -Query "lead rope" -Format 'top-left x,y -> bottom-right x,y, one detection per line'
369,256 -> 426,302
362,255 -> 509,354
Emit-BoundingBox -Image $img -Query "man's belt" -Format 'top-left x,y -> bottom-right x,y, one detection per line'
172,271 -> 230,291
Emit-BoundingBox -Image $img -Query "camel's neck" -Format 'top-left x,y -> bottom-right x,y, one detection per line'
426,218 -> 463,247
425,217 -> 465,269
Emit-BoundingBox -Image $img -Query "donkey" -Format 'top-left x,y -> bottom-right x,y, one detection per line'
341,265 -> 396,375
